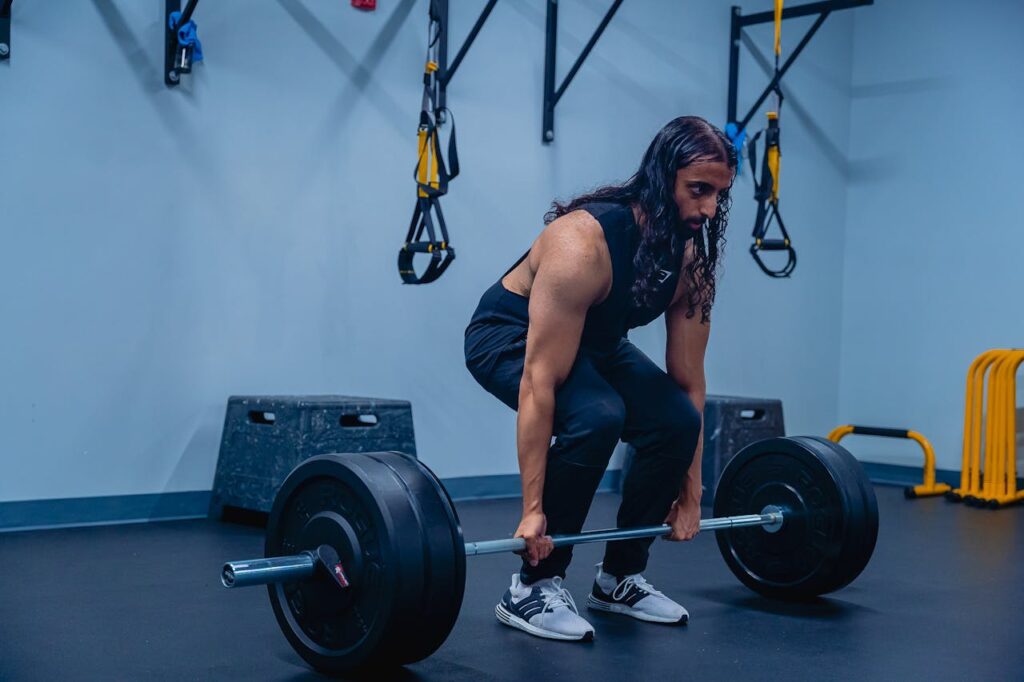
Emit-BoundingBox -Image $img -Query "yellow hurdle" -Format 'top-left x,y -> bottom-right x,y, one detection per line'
970,350 -> 1007,501
827,425 -> 949,499
952,349 -> 1024,508
952,349 -> 1009,500
1001,353 -> 1024,506
972,350 -> 1024,508
983,353 -> 1010,501
833,350 -> 1023,508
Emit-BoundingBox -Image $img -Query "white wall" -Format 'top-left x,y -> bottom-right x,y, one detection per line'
839,0 -> 1024,469
0,0 -> 856,503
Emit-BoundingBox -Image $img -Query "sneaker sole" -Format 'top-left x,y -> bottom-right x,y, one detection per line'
495,603 -> 595,642
585,594 -> 689,625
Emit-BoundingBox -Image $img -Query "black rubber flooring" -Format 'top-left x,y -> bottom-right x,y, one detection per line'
1,486 -> 1021,681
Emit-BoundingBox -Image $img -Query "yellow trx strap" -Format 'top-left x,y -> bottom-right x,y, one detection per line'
417,61 -> 441,199
774,0 -> 783,58
770,0 -> 782,205
767,111 -> 780,203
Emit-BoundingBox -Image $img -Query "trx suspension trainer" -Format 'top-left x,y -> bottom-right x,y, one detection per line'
746,0 -> 797,278
398,0 -> 459,284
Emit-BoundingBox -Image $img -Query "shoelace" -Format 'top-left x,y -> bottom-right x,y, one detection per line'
611,574 -> 666,602
537,577 -> 580,614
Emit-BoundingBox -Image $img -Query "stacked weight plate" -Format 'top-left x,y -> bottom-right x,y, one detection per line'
712,436 -> 878,599
264,452 -> 465,674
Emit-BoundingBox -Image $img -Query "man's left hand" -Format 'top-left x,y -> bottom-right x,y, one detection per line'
662,498 -> 701,541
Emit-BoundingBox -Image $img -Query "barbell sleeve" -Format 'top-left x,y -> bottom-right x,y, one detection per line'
221,508 -> 784,588
222,553 -> 316,588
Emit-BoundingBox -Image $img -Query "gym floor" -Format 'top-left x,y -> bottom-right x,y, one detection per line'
1,485 -> 1020,681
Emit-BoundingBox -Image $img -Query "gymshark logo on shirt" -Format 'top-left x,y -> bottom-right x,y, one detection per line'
656,269 -> 672,284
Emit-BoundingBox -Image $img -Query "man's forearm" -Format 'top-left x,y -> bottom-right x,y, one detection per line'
516,385 -> 556,514
678,386 -> 706,504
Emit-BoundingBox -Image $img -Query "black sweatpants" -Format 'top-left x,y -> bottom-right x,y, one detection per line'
465,281 -> 701,583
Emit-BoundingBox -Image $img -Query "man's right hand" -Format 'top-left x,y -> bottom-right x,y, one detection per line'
514,511 -> 553,567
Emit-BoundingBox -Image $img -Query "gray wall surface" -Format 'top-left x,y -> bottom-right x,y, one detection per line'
839,0 -> 1024,470
1,0 -> 856,502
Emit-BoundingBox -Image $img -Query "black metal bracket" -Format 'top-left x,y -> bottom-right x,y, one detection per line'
164,0 -> 200,87
0,0 -> 13,62
430,0 -> 498,118
542,0 -> 624,144
727,0 -> 872,134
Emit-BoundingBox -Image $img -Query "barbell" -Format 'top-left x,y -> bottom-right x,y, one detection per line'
220,436 -> 878,674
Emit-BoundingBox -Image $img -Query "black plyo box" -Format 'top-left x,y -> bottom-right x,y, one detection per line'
621,394 -> 785,507
701,395 -> 785,505
209,395 -> 417,518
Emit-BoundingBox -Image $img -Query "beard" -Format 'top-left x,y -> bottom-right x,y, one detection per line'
677,216 -> 705,239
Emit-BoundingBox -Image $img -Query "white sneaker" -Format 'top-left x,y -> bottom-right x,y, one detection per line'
586,563 -> 689,624
495,574 -> 596,641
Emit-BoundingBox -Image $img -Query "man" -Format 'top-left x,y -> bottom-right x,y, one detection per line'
464,116 -> 736,642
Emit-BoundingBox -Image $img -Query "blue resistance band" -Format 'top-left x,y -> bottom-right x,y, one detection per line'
725,122 -> 747,174
169,11 -> 203,62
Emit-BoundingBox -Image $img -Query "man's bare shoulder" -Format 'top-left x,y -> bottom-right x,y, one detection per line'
535,209 -> 607,264
526,209 -> 611,305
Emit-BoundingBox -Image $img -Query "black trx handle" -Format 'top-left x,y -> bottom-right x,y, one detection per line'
398,196 -> 456,285
755,239 -> 792,251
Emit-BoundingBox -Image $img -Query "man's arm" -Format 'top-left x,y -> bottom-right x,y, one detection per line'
661,292 -> 709,543
665,255 -> 711,508
514,214 -> 610,565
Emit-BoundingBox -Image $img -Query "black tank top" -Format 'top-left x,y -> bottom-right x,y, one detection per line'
484,202 -> 687,352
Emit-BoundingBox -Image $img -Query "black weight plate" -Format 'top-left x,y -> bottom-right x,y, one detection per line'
265,453 -> 432,674
785,437 -> 870,584
339,455 -> 440,667
713,437 -> 861,599
796,436 -> 878,589
362,452 -> 466,665
799,437 -> 878,581
779,438 -> 873,593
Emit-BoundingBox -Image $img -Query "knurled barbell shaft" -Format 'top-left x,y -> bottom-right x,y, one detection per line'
465,508 -> 783,556
221,508 -> 784,589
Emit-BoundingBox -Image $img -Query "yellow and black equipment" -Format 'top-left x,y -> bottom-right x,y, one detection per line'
397,0 -> 497,284
724,0 -> 873,278
828,425 -> 949,499
398,0 -> 459,284
748,0 -> 796,277
949,349 -> 1024,508
748,109 -> 796,278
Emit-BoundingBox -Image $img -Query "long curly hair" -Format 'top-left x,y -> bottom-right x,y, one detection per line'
544,116 -> 736,323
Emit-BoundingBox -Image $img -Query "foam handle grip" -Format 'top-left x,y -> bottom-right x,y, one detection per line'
757,239 -> 790,251
850,425 -> 911,439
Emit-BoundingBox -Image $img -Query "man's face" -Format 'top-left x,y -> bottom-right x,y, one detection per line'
673,160 -> 735,233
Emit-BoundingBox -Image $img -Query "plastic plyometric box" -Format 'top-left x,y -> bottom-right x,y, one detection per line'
209,395 -> 417,518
